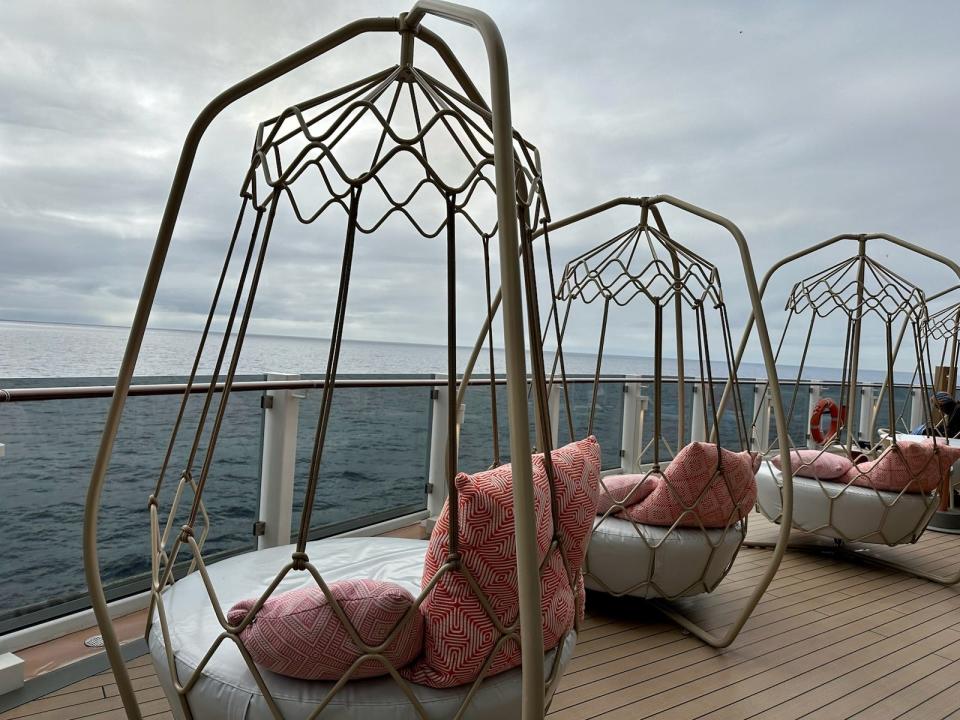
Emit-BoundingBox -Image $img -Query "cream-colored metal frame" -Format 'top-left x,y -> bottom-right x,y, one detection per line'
736,233 -> 960,585
460,195 -> 795,648
83,3 -> 549,718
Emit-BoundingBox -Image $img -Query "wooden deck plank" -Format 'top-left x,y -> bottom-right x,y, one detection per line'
898,674 -> 960,720
7,512 -> 960,720
812,654 -> 956,720
691,623 -> 960,720
551,559 -> 933,715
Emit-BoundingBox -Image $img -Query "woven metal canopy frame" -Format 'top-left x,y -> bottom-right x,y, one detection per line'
83,3 -> 561,719
458,195 -> 796,649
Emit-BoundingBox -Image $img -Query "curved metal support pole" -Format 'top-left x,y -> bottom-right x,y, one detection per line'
83,5 -> 539,716
745,536 -> 960,585
646,193 -> 794,648
463,194 -> 794,648
405,4 -> 544,716
927,284 -> 960,305
84,18 -> 400,717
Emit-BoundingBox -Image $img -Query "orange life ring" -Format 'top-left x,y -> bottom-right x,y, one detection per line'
810,398 -> 844,445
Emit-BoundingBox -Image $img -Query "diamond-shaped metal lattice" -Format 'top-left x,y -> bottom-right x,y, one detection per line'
785,254 -> 926,323
557,222 -> 723,308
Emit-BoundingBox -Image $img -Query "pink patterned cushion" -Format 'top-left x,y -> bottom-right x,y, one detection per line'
543,436 -> 602,577
401,457 -> 553,688
772,449 -> 853,480
539,547 -> 576,657
596,474 -> 658,515
845,440 -> 960,493
620,442 -> 757,528
403,436 -> 600,688
536,436 -> 601,644
227,579 -> 423,680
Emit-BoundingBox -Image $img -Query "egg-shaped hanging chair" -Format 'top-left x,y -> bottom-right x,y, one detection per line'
83,4 -> 602,720
516,195 -> 795,649
741,234 -> 960,584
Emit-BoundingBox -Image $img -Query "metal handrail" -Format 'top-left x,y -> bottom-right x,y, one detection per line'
0,373 -> 922,403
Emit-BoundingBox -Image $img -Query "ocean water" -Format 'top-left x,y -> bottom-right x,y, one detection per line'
0,320 -> 907,624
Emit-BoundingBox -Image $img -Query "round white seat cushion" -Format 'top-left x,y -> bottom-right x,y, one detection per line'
584,515 -> 744,599
149,537 -> 575,720
756,461 -> 938,545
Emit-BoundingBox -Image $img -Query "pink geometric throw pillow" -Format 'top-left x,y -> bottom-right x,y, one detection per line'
620,441 -> 757,528
401,457 -> 554,688
541,436 -> 602,577
844,439 -> 960,494
539,546 -> 576,656
227,578 -> 423,680
403,436 -> 600,688
772,448 -> 853,480
537,436 -> 601,641
596,474 -> 658,515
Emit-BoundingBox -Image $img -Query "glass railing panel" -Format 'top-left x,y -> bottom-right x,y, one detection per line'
635,378 -> 685,465
557,378 -> 624,471
701,379 -> 755,451
459,377 -> 624,471
872,384 -> 916,435
292,375 -> 430,540
0,376 -> 263,633
458,379 -> 510,473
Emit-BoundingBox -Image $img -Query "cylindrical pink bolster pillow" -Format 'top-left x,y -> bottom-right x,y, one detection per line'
596,474 -> 659,515
620,442 -> 757,529
771,448 -> 853,480
227,578 -> 423,680
844,440 -> 960,493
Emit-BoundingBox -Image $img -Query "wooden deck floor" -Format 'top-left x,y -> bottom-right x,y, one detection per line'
5,512 -> 960,719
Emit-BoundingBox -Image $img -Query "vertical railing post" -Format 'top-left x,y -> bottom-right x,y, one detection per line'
620,378 -> 643,473
807,383 -> 822,448
638,394 -> 649,466
547,382 -> 560,449
690,382 -> 707,443
425,374 -> 464,531
909,386 -> 925,434
751,381 -> 771,453
858,384 -> 874,445
257,372 -> 303,550
0,652 -> 24,696
426,377 -> 449,524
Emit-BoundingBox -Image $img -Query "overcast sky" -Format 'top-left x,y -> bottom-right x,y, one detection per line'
2,1 -> 959,370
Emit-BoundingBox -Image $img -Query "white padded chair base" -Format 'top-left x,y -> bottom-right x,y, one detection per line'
756,462 -> 938,546
584,515 -> 745,599
149,537 -> 576,720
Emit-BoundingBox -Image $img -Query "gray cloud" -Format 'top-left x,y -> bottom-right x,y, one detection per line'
2,0 -> 959,374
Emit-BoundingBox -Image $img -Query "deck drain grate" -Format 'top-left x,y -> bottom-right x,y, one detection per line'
83,634 -> 105,648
